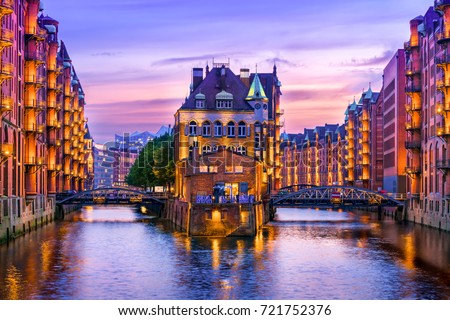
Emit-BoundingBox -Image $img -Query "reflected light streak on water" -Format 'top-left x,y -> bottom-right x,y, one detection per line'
0,206 -> 448,299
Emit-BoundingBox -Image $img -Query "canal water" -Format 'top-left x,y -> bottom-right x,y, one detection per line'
0,206 -> 449,299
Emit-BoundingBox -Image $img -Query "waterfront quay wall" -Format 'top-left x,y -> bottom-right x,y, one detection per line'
405,200 -> 450,232
0,195 -> 58,244
165,199 -> 270,236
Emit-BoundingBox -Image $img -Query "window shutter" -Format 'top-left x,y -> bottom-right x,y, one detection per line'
184,125 -> 188,136
222,125 -> 226,137
247,125 -> 251,137
197,126 -> 202,136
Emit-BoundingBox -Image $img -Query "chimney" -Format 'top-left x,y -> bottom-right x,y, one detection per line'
240,68 -> 250,87
192,68 -> 203,91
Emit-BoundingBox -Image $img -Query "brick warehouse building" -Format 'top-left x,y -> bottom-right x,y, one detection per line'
0,0 -> 93,242
170,62 -> 283,236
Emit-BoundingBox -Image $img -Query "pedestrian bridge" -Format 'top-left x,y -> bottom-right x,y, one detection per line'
56,187 -> 165,205
272,186 -> 404,208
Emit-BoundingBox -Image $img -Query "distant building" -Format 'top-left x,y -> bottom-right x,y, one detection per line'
383,50 -> 407,194
114,131 -> 154,152
344,87 -> 382,190
93,143 -> 114,188
280,124 -> 345,188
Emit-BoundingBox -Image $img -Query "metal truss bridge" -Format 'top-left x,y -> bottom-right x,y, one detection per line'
272,185 -> 404,209
56,187 -> 165,205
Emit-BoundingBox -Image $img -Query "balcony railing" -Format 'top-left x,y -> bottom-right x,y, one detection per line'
47,119 -> 61,129
436,79 -> 450,90
436,29 -> 450,44
24,99 -> 45,111
405,85 -> 421,93
0,61 -> 13,79
0,28 -> 13,47
436,160 -> 450,170
24,123 -> 45,134
405,122 -> 421,131
24,156 -> 45,166
63,132 -> 72,140
25,26 -> 46,40
405,141 -> 421,150
47,138 -> 61,147
435,55 -> 450,66
0,95 -> 12,114
47,163 -> 62,171
47,81 -> 63,91
25,50 -> 45,63
24,75 -> 45,86
436,102 -> 450,115
406,103 -> 421,113
406,65 -> 420,76
405,166 -> 421,175
404,40 -> 419,51
437,124 -> 450,136
0,0 -> 14,12
47,101 -> 62,110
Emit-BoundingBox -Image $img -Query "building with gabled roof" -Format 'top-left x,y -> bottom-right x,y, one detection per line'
344,85 -> 381,190
171,63 -> 282,236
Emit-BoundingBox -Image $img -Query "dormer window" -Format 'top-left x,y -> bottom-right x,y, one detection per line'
195,92 -> 206,108
216,90 -> 233,109
196,100 -> 205,108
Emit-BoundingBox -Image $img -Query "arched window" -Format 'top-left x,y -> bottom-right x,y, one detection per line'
189,121 -> 197,136
214,121 -> 222,137
228,145 -> 237,152
202,121 -> 211,136
238,121 -> 246,137
227,121 -> 235,137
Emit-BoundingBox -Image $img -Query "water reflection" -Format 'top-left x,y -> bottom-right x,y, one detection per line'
0,206 -> 449,299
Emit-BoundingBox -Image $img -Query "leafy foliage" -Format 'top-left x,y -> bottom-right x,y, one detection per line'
126,134 -> 175,190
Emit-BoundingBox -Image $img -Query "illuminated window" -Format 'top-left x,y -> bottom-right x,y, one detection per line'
227,121 -> 235,137
238,121 -> 246,137
202,145 -> 212,154
237,146 -> 247,155
214,121 -> 222,136
189,121 -> 197,136
202,121 -> 211,136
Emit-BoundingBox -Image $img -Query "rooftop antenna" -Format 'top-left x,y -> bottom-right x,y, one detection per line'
369,82 -> 371,89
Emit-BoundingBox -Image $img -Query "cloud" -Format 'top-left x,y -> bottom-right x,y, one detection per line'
263,57 -> 300,68
86,98 -> 179,142
90,52 -> 122,57
340,51 -> 395,67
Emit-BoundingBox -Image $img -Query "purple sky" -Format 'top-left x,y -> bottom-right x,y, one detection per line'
43,0 -> 431,142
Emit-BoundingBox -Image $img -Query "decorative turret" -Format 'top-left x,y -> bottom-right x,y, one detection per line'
246,73 -> 268,102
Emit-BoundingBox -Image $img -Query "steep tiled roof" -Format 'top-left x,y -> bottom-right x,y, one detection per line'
180,67 -> 253,111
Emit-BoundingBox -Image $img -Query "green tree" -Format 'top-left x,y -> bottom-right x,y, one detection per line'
126,134 -> 175,190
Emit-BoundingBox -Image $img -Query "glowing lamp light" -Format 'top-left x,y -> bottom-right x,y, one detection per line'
1,143 -> 13,156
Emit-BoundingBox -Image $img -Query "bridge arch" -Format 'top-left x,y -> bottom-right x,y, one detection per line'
272,186 -> 403,208
57,187 -> 165,205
